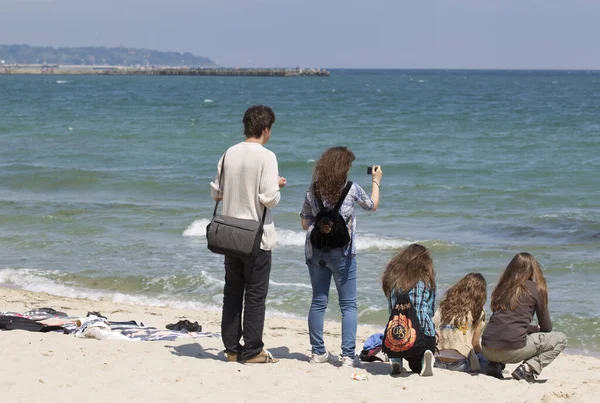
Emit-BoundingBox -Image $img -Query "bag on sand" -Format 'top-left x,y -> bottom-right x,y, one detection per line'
206,152 -> 266,258
359,333 -> 389,362
382,291 -> 426,358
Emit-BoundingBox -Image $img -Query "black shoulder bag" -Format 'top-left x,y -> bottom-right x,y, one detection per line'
206,152 -> 267,258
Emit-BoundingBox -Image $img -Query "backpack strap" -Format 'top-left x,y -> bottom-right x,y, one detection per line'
333,181 -> 353,211
313,181 -> 352,213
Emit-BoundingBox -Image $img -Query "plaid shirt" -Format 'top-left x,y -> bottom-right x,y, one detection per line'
390,281 -> 436,337
300,182 -> 374,260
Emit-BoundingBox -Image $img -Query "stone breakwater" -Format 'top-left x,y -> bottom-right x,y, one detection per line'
115,67 -> 330,77
1,66 -> 330,77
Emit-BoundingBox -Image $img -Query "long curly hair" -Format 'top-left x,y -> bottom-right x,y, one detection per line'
382,243 -> 436,298
439,273 -> 487,327
491,252 -> 548,312
312,147 -> 355,204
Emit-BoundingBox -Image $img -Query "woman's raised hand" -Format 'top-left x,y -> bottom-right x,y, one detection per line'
372,165 -> 383,183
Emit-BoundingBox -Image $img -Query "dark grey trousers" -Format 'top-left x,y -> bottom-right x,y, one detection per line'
221,250 -> 271,361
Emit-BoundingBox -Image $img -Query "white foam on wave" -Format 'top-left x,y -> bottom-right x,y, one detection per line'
278,228 -> 409,250
277,229 -> 306,247
56,80 -> 70,84
538,210 -> 590,221
142,270 -> 224,290
417,80 -> 427,83
0,268 -> 312,324
182,218 -> 211,237
0,268 -> 384,326
198,270 -> 225,287
357,235 -> 410,250
269,280 -> 311,289
0,268 -> 63,292
183,219 -> 410,250
204,99 -> 214,103
0,268 -> 222,313
357,305 -> 387,318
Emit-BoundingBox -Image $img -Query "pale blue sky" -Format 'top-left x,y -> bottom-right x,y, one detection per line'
1,0 -> 599,69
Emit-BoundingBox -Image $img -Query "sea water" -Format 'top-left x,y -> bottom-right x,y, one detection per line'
1,70 -> 599,352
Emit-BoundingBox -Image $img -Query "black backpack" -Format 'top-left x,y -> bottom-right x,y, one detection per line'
381,291 -> 426,358
310,181 -> 353,251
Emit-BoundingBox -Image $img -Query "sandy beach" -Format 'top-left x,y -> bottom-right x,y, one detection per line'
0,286 -> 597,403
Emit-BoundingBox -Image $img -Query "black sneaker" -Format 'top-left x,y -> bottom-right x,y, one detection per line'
486,361 -> 505,379
511,364 -> 537,383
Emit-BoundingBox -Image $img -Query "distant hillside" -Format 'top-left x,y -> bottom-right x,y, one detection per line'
0,44 -> 216,67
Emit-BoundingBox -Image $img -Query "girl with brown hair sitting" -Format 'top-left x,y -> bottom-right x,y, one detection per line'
482,253 -> 567,382
434,273 -> 488,372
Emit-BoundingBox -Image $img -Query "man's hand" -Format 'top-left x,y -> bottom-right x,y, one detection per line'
278,176 -> 287,188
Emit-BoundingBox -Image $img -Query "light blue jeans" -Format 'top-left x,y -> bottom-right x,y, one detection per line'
307,247 -> 357,358
434,353 -> 489,373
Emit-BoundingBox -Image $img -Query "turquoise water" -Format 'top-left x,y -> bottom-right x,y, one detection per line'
1,70 -> 599,352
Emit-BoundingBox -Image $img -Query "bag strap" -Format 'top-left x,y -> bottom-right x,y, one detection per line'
333,181 -> 353,211
260,205 -> 267,225
212,152 -> 227,218
212,151 -> 268,225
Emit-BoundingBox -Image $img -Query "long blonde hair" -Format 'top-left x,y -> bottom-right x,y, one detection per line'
382,243 -> 436,298
491,252 -> 548,312
439,273 -> 487,327
312,147 -> 355,204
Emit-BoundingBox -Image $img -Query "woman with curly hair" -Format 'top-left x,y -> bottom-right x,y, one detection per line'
433,273 -> 488,373
300,146 -> 382,367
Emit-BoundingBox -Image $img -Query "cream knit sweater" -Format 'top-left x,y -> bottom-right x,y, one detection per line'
210,142 -> 281,251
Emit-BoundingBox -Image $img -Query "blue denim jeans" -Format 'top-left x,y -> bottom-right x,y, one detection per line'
434,357 -> 470,372
307,247 -> 357,358
433,353 -> 489,373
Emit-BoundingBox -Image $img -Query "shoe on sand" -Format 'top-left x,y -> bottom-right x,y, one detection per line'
390,362 -> 402,376
310,351 -> 330,364
486,361 -> 505,380
244,349 -> 279,364
512,364 -> 537,383
341,355 -> 362,368
420,350 -> 434,376
225,351 -> 240,362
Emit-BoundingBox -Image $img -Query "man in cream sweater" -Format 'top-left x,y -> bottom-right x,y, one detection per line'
210,105 -> 286,364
